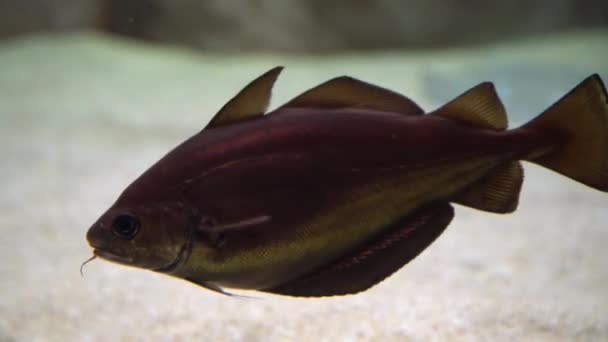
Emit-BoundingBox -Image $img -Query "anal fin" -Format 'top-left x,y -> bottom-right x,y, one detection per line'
262,202 -> 454,297
453,161 -> 524,213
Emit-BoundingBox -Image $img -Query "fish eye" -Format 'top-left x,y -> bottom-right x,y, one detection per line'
111,213 -> 140,240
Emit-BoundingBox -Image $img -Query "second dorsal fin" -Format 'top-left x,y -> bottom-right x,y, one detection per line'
205,67 -> 283,129
279,76 -> 424,115
433,82 -> 508,130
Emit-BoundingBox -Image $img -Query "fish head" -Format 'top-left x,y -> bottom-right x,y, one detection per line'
86,201 -> 196,273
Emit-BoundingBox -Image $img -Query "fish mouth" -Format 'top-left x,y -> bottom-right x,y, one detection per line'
93,243 -> 191,273
93,249 -> 134,265
91,224 -> 193,274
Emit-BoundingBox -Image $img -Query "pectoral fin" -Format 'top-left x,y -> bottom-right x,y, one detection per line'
197,215 -> 272,248
262,202 -> 454,297
198,215 -> 272,234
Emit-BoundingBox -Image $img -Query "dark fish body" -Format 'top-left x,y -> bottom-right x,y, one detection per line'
86,67 -> 608,296
127,110 -> 537,289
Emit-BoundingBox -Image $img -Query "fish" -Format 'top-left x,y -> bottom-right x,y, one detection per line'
85,67 -> 608,297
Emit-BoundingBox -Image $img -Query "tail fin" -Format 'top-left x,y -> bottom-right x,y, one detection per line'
523,74 -> 608,191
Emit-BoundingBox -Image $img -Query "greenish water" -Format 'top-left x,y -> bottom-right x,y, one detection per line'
1,30 -> 606,132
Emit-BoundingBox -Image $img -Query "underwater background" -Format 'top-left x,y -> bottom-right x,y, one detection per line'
1,1 -> 607,341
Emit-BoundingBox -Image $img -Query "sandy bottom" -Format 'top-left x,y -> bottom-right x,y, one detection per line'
1,30 -> 607,341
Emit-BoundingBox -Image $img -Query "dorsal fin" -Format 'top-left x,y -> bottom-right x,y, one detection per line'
205,67 -> 283,129
279,76 -> 424,115
433,82 -> 508,130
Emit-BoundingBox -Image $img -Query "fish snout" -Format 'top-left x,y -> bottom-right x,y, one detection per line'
85,222 -> 137,265
85,221 -> 106,249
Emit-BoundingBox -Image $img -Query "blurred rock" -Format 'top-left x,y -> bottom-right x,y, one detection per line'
0,0 -> 102,38
99,0 -> 608,51
0,0 -> 607,51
